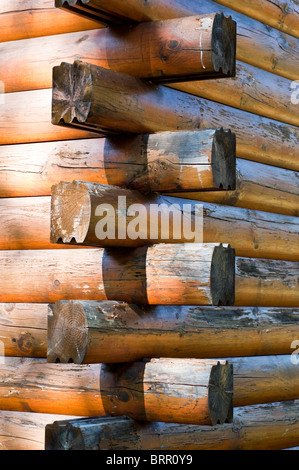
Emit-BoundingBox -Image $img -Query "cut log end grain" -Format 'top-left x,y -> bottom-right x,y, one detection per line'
211,244 -> 235,306
47,301 -> 88,364
211,128 -> 236,190
52,61 -> 93,129
211,13 -> 236,78
208,361 -> 234,425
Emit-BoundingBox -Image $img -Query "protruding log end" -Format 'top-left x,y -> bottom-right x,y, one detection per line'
212,13 -> 237,77
212,129 -> 236,190
47,301 -> 88,364
208,361 -> 234,425
210,244 -> 235,306
50,180 -> 92,244
52,61 -> 92,127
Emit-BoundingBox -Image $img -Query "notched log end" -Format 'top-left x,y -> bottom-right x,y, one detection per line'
212,13 -> 237,77
208,361 -> 234,426
212,129 -> 236,190
50,180 -> 91,244
52,61 -> 92,127
210,244 -> 235,306
47,301 -> 88,364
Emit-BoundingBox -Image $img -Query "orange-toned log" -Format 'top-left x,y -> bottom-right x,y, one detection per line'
45,401 -> 299,451
0,130 -> 236,197
0,15 -> 236,93
176,158 -> 299,217
0,245 -> 235,306
1,195 -> 299,262
0,411 -> 78,451
47,300 -> 299,363
214,0 -> 299,39
230,355 -> 299,407
0,357 -> 234,425
2,33 -> 298,130
0,303 -> 48,358
56,0 -> 299,81
0,89 -> 99,146
52,61 -> 299,171
235,257 -> 299,307
0,0 -> 100,43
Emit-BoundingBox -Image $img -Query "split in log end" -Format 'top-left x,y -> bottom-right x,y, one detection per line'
208,361 -> 234,425
210,244 -> 235,306
212,128 -> 236,190
55,0 -> 135,25
212,13 -> 236,77
52,61 -> 92,128
50,180 -> 92,244
47,301 -> 88,364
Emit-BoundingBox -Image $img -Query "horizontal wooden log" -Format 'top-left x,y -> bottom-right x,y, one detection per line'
170,61 -> 299,128
0,0 -> 100,42
176,159 -> 299,217
214,0 -> 299,39
51,181 -> 299,250
235,257 -> 299,307
52,62 -> 299,170
2,32 -> 298,131
0,17 -> 237,94
0,130 -> 236,196
230,355 -> 299,407
2,196 -> 299,262
0,411 -> 77,451
0,245 -> 235,305
55,0 -> 299,81
0,358 -> 233,425
0,89 -> 99,146
44,401 -> 299,450
47,300 -> 299,363
0,303 -> 48,358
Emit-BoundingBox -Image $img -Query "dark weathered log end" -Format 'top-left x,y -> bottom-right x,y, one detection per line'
210,244 -> 235,306
212,128 -> 236,190
52,61 -> 92,128
212,13 -> 236,77
47,300 -> 88,364
208,361 -> 233,425
55,0 -> 134,25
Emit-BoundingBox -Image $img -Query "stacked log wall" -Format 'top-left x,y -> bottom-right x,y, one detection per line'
0,0 -> 299,450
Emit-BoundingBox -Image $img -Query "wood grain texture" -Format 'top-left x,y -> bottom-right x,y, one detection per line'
55,0 -> 299,81
0,89 -> 99,146
0,0 -> 100,42
0,245 -> 235,306
214,0 -> 299,39
47,301 -> 299,363
2,32 -> 298,129
0,130 -> 236,197
235,257 -> 299,307
0,357 -> 233,425
0,411 -> 77,450
176,158 -> 299,217
52,62 -> 299,171
0,303 -> 48,357
230,355 -> 299,407
1,196 -> 299,262
44,401 -> 299,450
